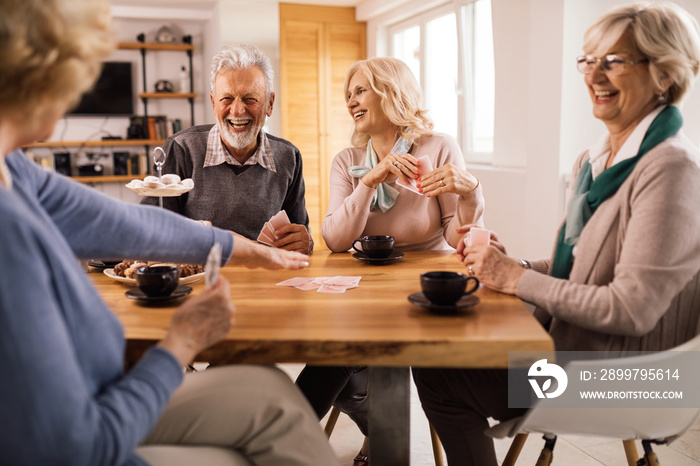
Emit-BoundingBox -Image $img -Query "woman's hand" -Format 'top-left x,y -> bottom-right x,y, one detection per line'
455,224 -> 507,260
229,233 -> 309,269
417,164 -> 478,197
158,277 -> 235,366
461,245 -> 524,295
362,152 -> 420,189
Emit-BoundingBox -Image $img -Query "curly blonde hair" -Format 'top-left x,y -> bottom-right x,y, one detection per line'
584,2 -> 700,105
344,57 -> 433,148
0,0 -> 114,126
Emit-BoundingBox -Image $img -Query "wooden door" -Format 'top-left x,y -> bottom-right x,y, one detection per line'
280,4 -> 366,249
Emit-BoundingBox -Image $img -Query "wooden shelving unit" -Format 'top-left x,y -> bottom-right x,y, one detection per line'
117,42 -> 194,52
73,175 -> 146,184
22,37 -> 196,184
123,36 -> 196,127
25,139 -> 165,148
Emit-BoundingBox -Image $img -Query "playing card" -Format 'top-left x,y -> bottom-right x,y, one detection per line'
397,155 -> 434,194
325,276 -> 362,286
257,228 -> 274,246
317,285 -> 348,293
276,277 -> 314,287
269,210 -> 291,230
295,281 -> 322,291
262,222 -> 277,240
465,227 -> 490,247
204,242 -> 222,289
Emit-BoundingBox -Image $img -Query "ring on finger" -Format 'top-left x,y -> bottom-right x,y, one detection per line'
468,265 -> 474,276
439,179 -> 446,187
393,161 -> 401,167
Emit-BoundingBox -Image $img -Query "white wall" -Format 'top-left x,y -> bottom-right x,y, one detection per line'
217,0 -> 282,136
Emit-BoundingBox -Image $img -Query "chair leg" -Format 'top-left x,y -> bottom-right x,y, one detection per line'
324,406 -> 341,438
502,433 -> 529,466
623,440 -> 640,466
534,434 -> 556,466
429,423 -> 444,466
641,440 -> 661,466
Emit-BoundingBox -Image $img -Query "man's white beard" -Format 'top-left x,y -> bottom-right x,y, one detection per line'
219,118 -> 263,150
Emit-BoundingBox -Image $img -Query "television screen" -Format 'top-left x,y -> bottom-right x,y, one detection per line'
68,62 -> 134,116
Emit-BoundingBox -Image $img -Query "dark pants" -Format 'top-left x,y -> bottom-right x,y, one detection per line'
295,365 -> 369,436
412,368 -> 527,466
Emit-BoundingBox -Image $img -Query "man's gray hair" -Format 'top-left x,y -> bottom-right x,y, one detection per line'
209,44 -> 274,96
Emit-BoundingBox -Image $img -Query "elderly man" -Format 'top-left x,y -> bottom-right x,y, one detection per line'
142,44 -> 312,253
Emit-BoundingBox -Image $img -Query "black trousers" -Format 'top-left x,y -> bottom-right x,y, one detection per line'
412,368 -> 527,466
295,365 -> 369,436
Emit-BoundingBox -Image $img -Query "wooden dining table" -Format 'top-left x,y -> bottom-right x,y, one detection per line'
92,249 -> 554,465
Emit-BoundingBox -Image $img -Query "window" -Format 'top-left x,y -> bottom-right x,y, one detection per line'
390,0 -> 494,163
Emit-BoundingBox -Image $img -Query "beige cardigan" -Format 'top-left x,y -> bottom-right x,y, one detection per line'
517,133 -> 700,352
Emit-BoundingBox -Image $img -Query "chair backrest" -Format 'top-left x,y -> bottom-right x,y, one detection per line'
512,333 -> 700,441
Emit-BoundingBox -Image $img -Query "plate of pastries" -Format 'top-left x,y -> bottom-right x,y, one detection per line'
126,175 -> 194,197
104,260 -> 204,285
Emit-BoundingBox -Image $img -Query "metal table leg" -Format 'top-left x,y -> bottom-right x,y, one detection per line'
368,366 -> 410,465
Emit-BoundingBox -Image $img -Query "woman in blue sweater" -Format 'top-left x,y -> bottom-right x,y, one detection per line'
0,1 -> 339,465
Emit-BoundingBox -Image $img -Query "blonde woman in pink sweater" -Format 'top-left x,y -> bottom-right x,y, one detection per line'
296,57 -> 484,465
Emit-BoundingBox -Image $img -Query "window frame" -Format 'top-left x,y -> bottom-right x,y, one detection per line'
388,0 -> 494,164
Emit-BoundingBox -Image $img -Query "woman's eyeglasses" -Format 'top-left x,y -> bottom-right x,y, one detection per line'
576,54 -> 649,76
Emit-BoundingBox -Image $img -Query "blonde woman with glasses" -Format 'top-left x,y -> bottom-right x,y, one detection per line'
413,2 -> 700,464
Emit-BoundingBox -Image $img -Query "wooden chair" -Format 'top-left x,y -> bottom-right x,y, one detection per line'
324,406 -> 445,466
488,333 -> 700,466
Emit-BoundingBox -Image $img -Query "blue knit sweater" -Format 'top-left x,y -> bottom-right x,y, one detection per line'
0,150 -> 234,466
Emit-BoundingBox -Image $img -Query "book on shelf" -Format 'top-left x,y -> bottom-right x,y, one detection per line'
129,115 -> 184,140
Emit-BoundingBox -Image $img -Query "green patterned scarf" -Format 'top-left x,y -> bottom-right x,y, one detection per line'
348,137 -> 413,212
551,106 -> 683,279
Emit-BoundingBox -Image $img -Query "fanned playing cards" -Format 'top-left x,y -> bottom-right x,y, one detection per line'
257,211 -> 291,246
397,154 -> 434,194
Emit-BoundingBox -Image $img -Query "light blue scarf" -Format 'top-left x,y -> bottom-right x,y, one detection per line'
348,137 -> 413,212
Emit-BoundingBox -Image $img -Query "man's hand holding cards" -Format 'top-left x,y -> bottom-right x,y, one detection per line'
257,211 -> 312,254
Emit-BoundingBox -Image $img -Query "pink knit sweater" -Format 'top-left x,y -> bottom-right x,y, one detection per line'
322,133 -> 485,252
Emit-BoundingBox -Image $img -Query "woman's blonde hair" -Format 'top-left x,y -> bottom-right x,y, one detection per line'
0,0 -> 114,126
584,2 -> 700,105
344,57 -> 433,148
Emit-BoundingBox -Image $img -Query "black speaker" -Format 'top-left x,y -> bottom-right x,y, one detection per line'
53,152 -> 71,176
113,152 -> 130,176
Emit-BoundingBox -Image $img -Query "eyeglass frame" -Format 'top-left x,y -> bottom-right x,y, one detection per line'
576,54 -> 650,75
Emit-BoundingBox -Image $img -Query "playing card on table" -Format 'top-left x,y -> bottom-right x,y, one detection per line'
204,242 -> 222,289
276,277 -> 314,287
397,154 -> 434,194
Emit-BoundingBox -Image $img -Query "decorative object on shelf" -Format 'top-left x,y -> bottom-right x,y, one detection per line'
155,25 -> 175,43
179,66 -> 189,93
76,152 -> 108,177
154,79 -> 174,93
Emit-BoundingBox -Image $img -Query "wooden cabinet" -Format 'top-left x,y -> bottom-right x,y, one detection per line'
279,3 -> 366,249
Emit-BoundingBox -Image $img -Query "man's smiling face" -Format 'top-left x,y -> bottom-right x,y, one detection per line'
210,66 -> 274,160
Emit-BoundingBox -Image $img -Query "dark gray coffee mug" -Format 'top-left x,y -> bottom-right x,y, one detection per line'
135,265 -> 180,297
420,271 -> 479,305
352,235 -> 395,258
